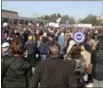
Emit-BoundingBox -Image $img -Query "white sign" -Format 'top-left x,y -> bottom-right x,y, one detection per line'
74,23 -> 92,29
49,22 -> 59,27
49,22 -> 54,26
54,23 -> 59,27
73,31 -> 85,43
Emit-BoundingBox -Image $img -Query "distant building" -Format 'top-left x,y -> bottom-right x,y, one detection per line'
2,9 -> 48,25
2,9 -> 32,25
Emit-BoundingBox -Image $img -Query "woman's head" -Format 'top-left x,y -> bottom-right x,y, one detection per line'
11,41 -> 24,55
70,44 -> 81,59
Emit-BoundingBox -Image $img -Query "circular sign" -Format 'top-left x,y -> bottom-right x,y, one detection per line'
73,31 -> 85,43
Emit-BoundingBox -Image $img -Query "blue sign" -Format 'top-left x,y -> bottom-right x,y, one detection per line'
73,31 -> 85,43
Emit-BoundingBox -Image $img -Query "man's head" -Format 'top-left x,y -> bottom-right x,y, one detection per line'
49,42 -> 60,56
2,42 -> 10,53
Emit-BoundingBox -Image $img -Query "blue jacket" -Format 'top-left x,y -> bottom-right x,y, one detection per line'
58,34 -> 66,49
39,42 -> 49,55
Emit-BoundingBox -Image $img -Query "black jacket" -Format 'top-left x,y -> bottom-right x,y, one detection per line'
2,55 -> 32,88
91,39 -> 103,80
29,56 -> 77,88
25,40 -> 36,55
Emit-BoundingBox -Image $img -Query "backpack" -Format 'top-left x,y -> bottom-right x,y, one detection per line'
74,59 -> 85,74
64,55 -> 86,74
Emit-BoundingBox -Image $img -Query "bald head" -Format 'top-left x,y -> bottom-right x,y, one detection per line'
49,42 -> 60,56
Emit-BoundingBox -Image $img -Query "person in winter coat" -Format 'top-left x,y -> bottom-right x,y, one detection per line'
91,39 -> 103,87
1,42 -> 12,58
22,29 -> 29,44
86,35 -> 95,52
81,43 -> 91,70
1,42 -> 12,83
2,41 -> 32,88
25,35 -> 37,67
39,37 -> 49,60
81,43 -> 92,83
65,44 -> 86,88
58,32 -> 66,55
29,42 -> 77,88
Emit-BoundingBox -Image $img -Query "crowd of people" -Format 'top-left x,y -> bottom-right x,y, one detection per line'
1,23 -> 103,88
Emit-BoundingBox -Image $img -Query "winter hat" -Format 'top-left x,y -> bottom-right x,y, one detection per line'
2,42 -> 10,48
28,35 -> 33,40
82,43 -> 91,52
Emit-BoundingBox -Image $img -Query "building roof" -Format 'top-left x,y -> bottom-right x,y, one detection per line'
2,13 -> 17,19
2,9 -> 18,19
2,9 -> 18,14
2,9 -> 48,22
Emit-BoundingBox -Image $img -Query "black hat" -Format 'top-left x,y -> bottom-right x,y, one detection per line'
83,43 -> 91,52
